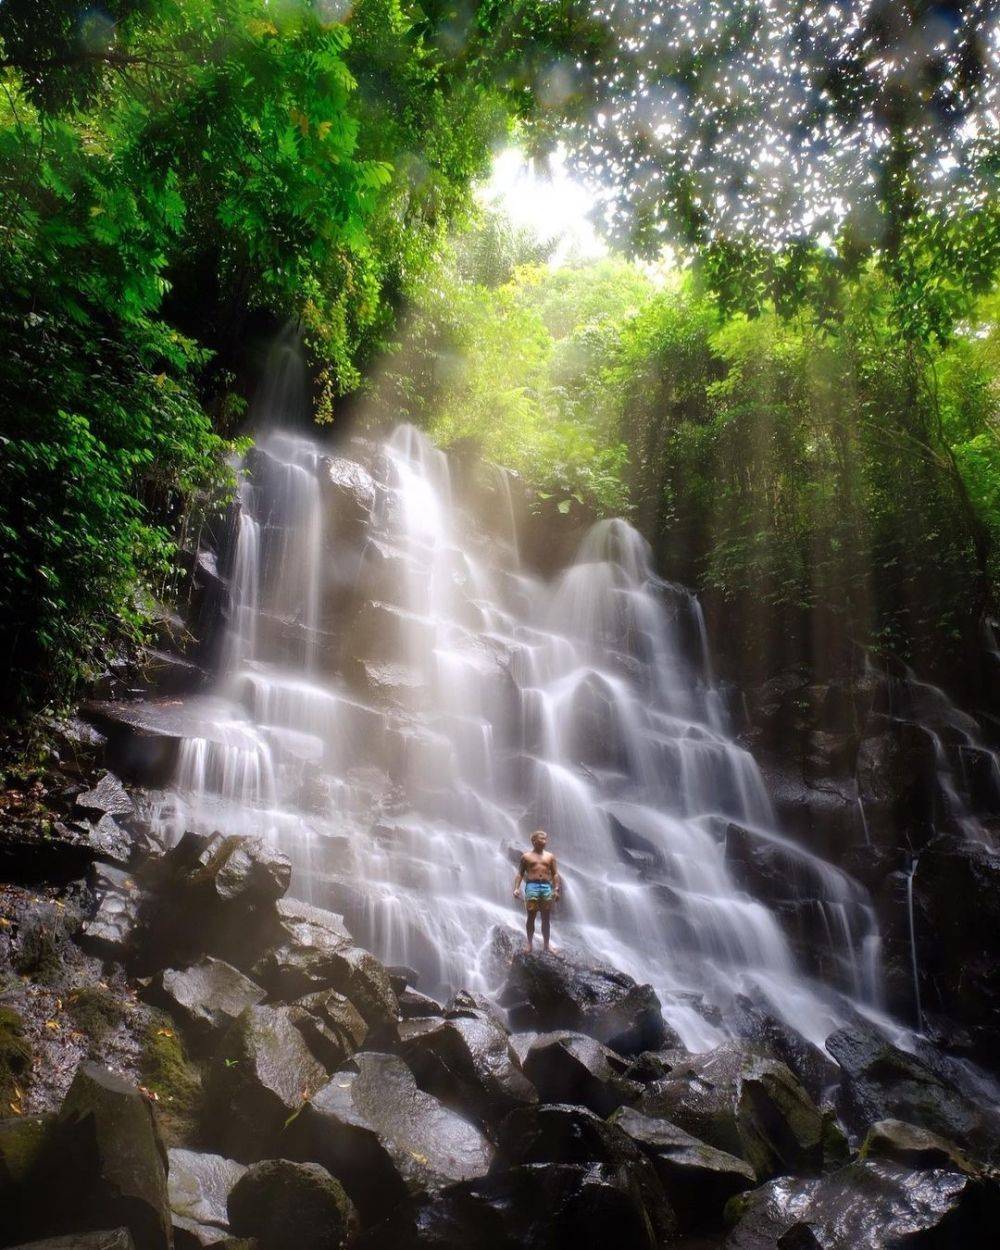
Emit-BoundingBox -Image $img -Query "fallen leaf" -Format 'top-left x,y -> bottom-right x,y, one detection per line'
156,1028 -> 174,1038
44,1020 -> 59,1032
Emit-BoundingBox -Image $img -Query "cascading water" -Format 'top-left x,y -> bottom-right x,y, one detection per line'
150,422 -> 890,1050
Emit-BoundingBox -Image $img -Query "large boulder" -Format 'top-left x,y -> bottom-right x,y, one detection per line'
398,1014 -> 536,1130
357,1161 -> 672,1250
188,836 -> 291,909
282,1051 -> 493,1223
252,899 -> 398,1028
825,1024 -> 994,1156
724,1159 -> 996,1249
81,865 -> 143,960
493,1103 -> 676,1242
521,1031 -> 641,1117
861,1120 -> 973,1173
500,951 -> 668,1054
909,836 -> 1000,1062
320,456 -> 376,540
611,1106 -> 755,1232
204,1006 -> 328,1163
288,990 -> 368,1072
75,773 -> 135,821
26,1064 -> 171,1250
167,1149 -> 245,1244
638,1044 -> 837,1179
149,959 -> 265,1050
227,1159 -> 357,1250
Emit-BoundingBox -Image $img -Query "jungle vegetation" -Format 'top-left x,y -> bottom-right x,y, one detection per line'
2,0 -> 999,716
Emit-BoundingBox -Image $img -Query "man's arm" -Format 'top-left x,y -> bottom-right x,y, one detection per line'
513,855 -> 526,899
550,855 -> 560,898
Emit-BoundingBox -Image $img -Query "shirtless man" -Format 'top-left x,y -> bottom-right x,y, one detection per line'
513,830 -> 560,953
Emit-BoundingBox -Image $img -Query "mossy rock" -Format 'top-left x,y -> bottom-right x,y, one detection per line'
140,1009 -> 202,1145
0,1112 -> 51,1193
0,1006 -> 31,1105
67,985 -> 128,1044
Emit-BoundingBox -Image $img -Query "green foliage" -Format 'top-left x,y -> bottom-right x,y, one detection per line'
376,241 -> 647,514
0,0 -> 517,718
66,986 -> 128,1045
140,1010 -> 201,1139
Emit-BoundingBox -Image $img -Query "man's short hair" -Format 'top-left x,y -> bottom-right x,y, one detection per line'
531,829 -> 547,838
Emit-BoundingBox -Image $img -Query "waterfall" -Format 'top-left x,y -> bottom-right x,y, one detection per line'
150,423 -> 888,1051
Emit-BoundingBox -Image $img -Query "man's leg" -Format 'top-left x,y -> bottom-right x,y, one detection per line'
525,905 -> 536,952
541,904 -> 551,953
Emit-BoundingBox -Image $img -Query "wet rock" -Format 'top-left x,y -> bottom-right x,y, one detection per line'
8,1234 -> 137,1250
825,1023 -> 993,1155
149,959 -> 265,1049
387,965 -> 419,994
728,997 -> 840,1102
521,1031 -> 641,1117
78,815 -> 134,867
168,1149 -> 246,1232
282,1051 -> 493,1223
81,864 -> 143,960
204,1006 -> 327,1163
76,773 -> 134,821
737,1056 -> 833,1178
253,900 -> 397,1028
288,990 -> 368,1071
910,836 -> 1000,1063
724,1159 -> 994,1249
358,1161 -> 670,1250
638,1044 -> 750,1160
500,951 -> 668,1054
493,1103 -> 676,1242
861,1119 -> 973,1172
30,1063 -> 171,1250
611,1106 -> 755,1231
321,456 -> 376,539
855,720 -> 938,848
191,837 -> 291,909
0,1114 -> 51,1196
399,1014 -> 536,1129
228,1159 -> 357,1250
398,988 -> 443,1020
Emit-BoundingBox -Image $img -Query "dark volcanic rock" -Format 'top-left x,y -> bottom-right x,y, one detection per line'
611,1105 -> 755,1231
81,865 -> 143,960
282,1051 -> 493,1223
521,1031 -> 641,1116
638,1043 -> 834,1179
724,1159 -> 995,1249
493,1103 -> 677,1243
358,1161 -> 673,1250
75,773 -> 135,821
191,836 -> 291,909
8,1234 -> 137,1250
150,959 -> 265,1048
500,951 -> 667,1054
205,1006 -> 327,1163
398,1014 -> 536,1129
288,990 -> 368,1071
910,835 -> 1000,1062
227,1159 -> 357,1250
253,899 -> 398,1028
398,988 -> 444,1020
861,1119 -> 973,1173
825,1023 -> 994,1155
168,1148 -> 246,1233
28,1063 -> 171,1250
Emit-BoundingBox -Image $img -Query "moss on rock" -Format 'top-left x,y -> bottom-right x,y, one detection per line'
139,1009 -> 202,1145
0,1006 -> 31,1106
66,986 -> 127,1044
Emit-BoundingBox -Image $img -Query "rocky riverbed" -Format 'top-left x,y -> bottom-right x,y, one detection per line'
1,745 -> 999,1250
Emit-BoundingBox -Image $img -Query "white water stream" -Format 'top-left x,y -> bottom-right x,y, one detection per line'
151,423 -> 890,1050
